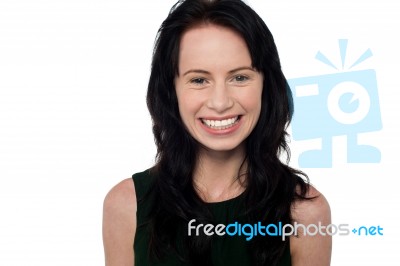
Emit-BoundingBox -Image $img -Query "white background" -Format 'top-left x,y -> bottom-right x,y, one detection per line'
0,0 -> 399,265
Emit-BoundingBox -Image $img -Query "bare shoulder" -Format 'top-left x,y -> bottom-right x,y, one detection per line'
103,178 -> 136,214
102,178 -> 137,266
291,185 -> 331,222
290,185 -> 332,266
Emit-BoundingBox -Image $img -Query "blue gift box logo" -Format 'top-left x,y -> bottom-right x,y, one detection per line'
288,39 -> 382,168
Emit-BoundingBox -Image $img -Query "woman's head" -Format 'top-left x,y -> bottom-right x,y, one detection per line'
147,0 -> 292,161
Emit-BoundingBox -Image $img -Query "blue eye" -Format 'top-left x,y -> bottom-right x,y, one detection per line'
234,75 -> 249,82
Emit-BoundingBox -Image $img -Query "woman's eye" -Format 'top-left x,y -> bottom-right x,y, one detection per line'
190,78 -> 206,85
234,75 -> 249,82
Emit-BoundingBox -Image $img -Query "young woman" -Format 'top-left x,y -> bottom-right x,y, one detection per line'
103,0 -> 331,265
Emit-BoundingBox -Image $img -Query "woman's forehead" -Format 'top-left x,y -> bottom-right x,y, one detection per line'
178,24 -> 252,74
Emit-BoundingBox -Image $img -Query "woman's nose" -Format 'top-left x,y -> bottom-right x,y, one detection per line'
206,82 -> 234,113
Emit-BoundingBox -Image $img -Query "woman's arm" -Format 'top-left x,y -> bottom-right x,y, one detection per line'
102,178 -> 137,266
290,186 -> 332,266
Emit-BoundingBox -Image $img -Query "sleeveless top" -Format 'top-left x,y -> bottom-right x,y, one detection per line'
132,169 -> 291,266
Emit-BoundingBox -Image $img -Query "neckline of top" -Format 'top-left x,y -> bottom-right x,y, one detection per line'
203,190 -> 246,206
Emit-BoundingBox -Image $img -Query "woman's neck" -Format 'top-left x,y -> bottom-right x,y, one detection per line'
193,144 -> 247,202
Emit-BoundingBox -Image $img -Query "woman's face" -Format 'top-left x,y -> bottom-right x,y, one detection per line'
175,24 -> 263,153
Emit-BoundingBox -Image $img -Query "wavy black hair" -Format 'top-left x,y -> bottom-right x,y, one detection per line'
145,0 -> 309,265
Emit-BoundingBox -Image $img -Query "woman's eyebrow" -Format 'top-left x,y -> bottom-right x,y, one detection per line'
228,66 -> 254,74
182,66 -> 254,77
182,69 -> 210,76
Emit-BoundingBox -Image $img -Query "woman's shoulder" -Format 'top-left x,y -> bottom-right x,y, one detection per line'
291,185 -> 330,220
103,168 -> 154,215
102,168 -> 155,264
290,185 -> 332,265
103,177 -> 137,215
102,177 -> 137,265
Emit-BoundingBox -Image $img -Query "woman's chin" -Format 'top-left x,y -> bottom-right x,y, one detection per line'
198,140 -> 246,154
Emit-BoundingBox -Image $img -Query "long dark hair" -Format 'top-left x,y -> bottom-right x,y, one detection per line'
146,0 -> 309,265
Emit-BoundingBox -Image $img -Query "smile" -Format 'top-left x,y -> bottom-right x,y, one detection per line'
201,116 -> 240,130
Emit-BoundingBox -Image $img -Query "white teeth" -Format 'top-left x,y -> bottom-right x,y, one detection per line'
201,116 -> 239,129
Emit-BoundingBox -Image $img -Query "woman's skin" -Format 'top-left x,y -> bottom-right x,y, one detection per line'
102,24 -> 332,266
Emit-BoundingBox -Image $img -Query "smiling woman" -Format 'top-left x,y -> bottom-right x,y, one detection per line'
102,0 -> 331,265
175,25 -> 263,152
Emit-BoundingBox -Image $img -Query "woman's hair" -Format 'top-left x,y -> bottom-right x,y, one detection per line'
146,0 -> 309,265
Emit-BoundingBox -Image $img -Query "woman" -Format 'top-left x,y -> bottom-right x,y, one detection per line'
103,0 -> 331,265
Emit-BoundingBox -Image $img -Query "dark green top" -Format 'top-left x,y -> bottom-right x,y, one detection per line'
132,169 -> 291,266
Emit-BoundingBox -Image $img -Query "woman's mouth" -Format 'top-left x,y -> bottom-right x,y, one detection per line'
200,116 -> 241,130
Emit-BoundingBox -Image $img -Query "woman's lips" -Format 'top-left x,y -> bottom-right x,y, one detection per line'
199,115 -> 242,134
